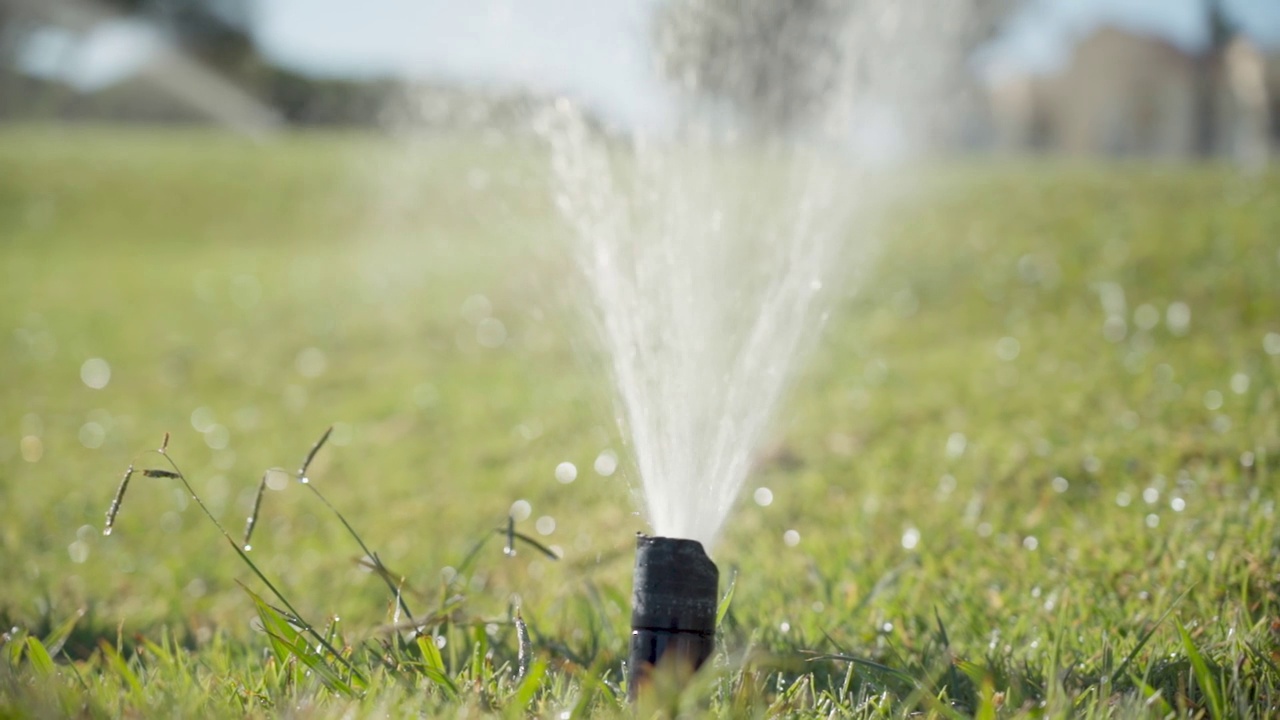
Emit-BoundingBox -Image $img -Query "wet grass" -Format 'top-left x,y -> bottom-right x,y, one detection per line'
1,126 -> 1279,718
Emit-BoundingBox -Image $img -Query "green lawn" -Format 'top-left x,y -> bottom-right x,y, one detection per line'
1,126 -> 1278,718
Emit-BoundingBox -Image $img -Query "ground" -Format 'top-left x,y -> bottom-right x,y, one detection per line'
0,127 -> 1278,718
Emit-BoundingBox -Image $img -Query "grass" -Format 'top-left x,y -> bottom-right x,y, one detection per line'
1,125 -> 1278,718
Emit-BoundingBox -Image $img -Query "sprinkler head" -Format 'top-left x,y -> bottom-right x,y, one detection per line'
628,534 -> 719,699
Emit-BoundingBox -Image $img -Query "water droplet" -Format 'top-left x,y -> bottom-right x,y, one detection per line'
536,516 -> 556,536
68,541 -> 89,564
1241,451 -> 1255,468
901,527 -> 920,549
191,406 -> 216,433
995,336 -> 1020,361
19,436 -> 42,463
1051,476 -> 1069,493
80,358 -> 111,389
1170,498 -> 1186,512
1142,487 -> 1159,504
203,424 -> 230,450
936,474 -> 956,496
300,476 -> 310,484
79,422 -> 105,449
265,468 -> 290,491
1133,304 -> 1160,330
243,544 -> 252,552
476,318 -> 507,348
1230,373 -> 1250,395
592,450 -> 618,477
1166,302 -> 1191,335
753,487 -> 773,507
102,527 -> 113,537
510,499 -> 532,521
1145,514 -> 1160,528
1102,315 -> 1127,343
461,294 -> 492,325
779,621 -> 791,633
295,347 -> 328,378
1116,491 -> 1132,507
1203,390 -> 1223,411
945,432 -> 967,459
1265,332 -> 1280,356
1022,536 -> 1038,551
881,622 -> 894,633
554,462 -> 577,484
783,529 -> 800,547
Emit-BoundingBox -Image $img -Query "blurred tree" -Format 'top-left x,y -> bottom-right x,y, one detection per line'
1195,0 -> 1232,156
652,0 -> 848,134
652,0 -> 1019,142
100,0 -> 262,78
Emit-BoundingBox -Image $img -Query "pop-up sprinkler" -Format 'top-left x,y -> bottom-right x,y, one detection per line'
627,534 -> 719,698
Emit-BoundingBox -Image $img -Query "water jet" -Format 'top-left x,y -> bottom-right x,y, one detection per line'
541,0 -> 980,699
627,534 -> 719,699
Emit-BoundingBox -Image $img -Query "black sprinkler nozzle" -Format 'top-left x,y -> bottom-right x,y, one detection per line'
627,534 -> 719,698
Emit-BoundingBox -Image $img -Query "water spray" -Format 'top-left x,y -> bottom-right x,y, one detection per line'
627,534 -> 719,698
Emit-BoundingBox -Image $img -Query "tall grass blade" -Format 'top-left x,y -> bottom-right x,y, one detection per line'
103,464 -> 134,536
241,472 -> 268,550
244,585 -> 358,696
40,608 -> 84,657
99,639 -> 143,698
24,637 -> 54,676
1177,618 -> 1224,720
716,570 -> 737,627
512,658 -> 546,710
415,634 -> 459,699
1111,585 -> 1194,682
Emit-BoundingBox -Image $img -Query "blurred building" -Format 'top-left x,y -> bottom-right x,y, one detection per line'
982,10 -> 1279,162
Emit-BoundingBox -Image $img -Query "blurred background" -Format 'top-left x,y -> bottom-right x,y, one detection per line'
2,0 -> 1278,161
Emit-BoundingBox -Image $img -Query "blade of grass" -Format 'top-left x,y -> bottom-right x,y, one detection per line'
1111,584 -> 1194,682
512,658 -> 547,710
24,637 -> 55,676
716,569 -> 737,627
40,608 -> 84,657
292,427 -> 417,624
1177,618 -> 1224,720
244,585 -> 358,696
415,634 -> 459,699
493,527 -> 560,561
99,639 -> 143,700
129,443 -> 368,687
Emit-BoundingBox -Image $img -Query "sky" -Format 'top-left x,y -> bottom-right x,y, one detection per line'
254,0 -> 668,125
254,0 -> 1280,118
18,0 -> 1280,125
